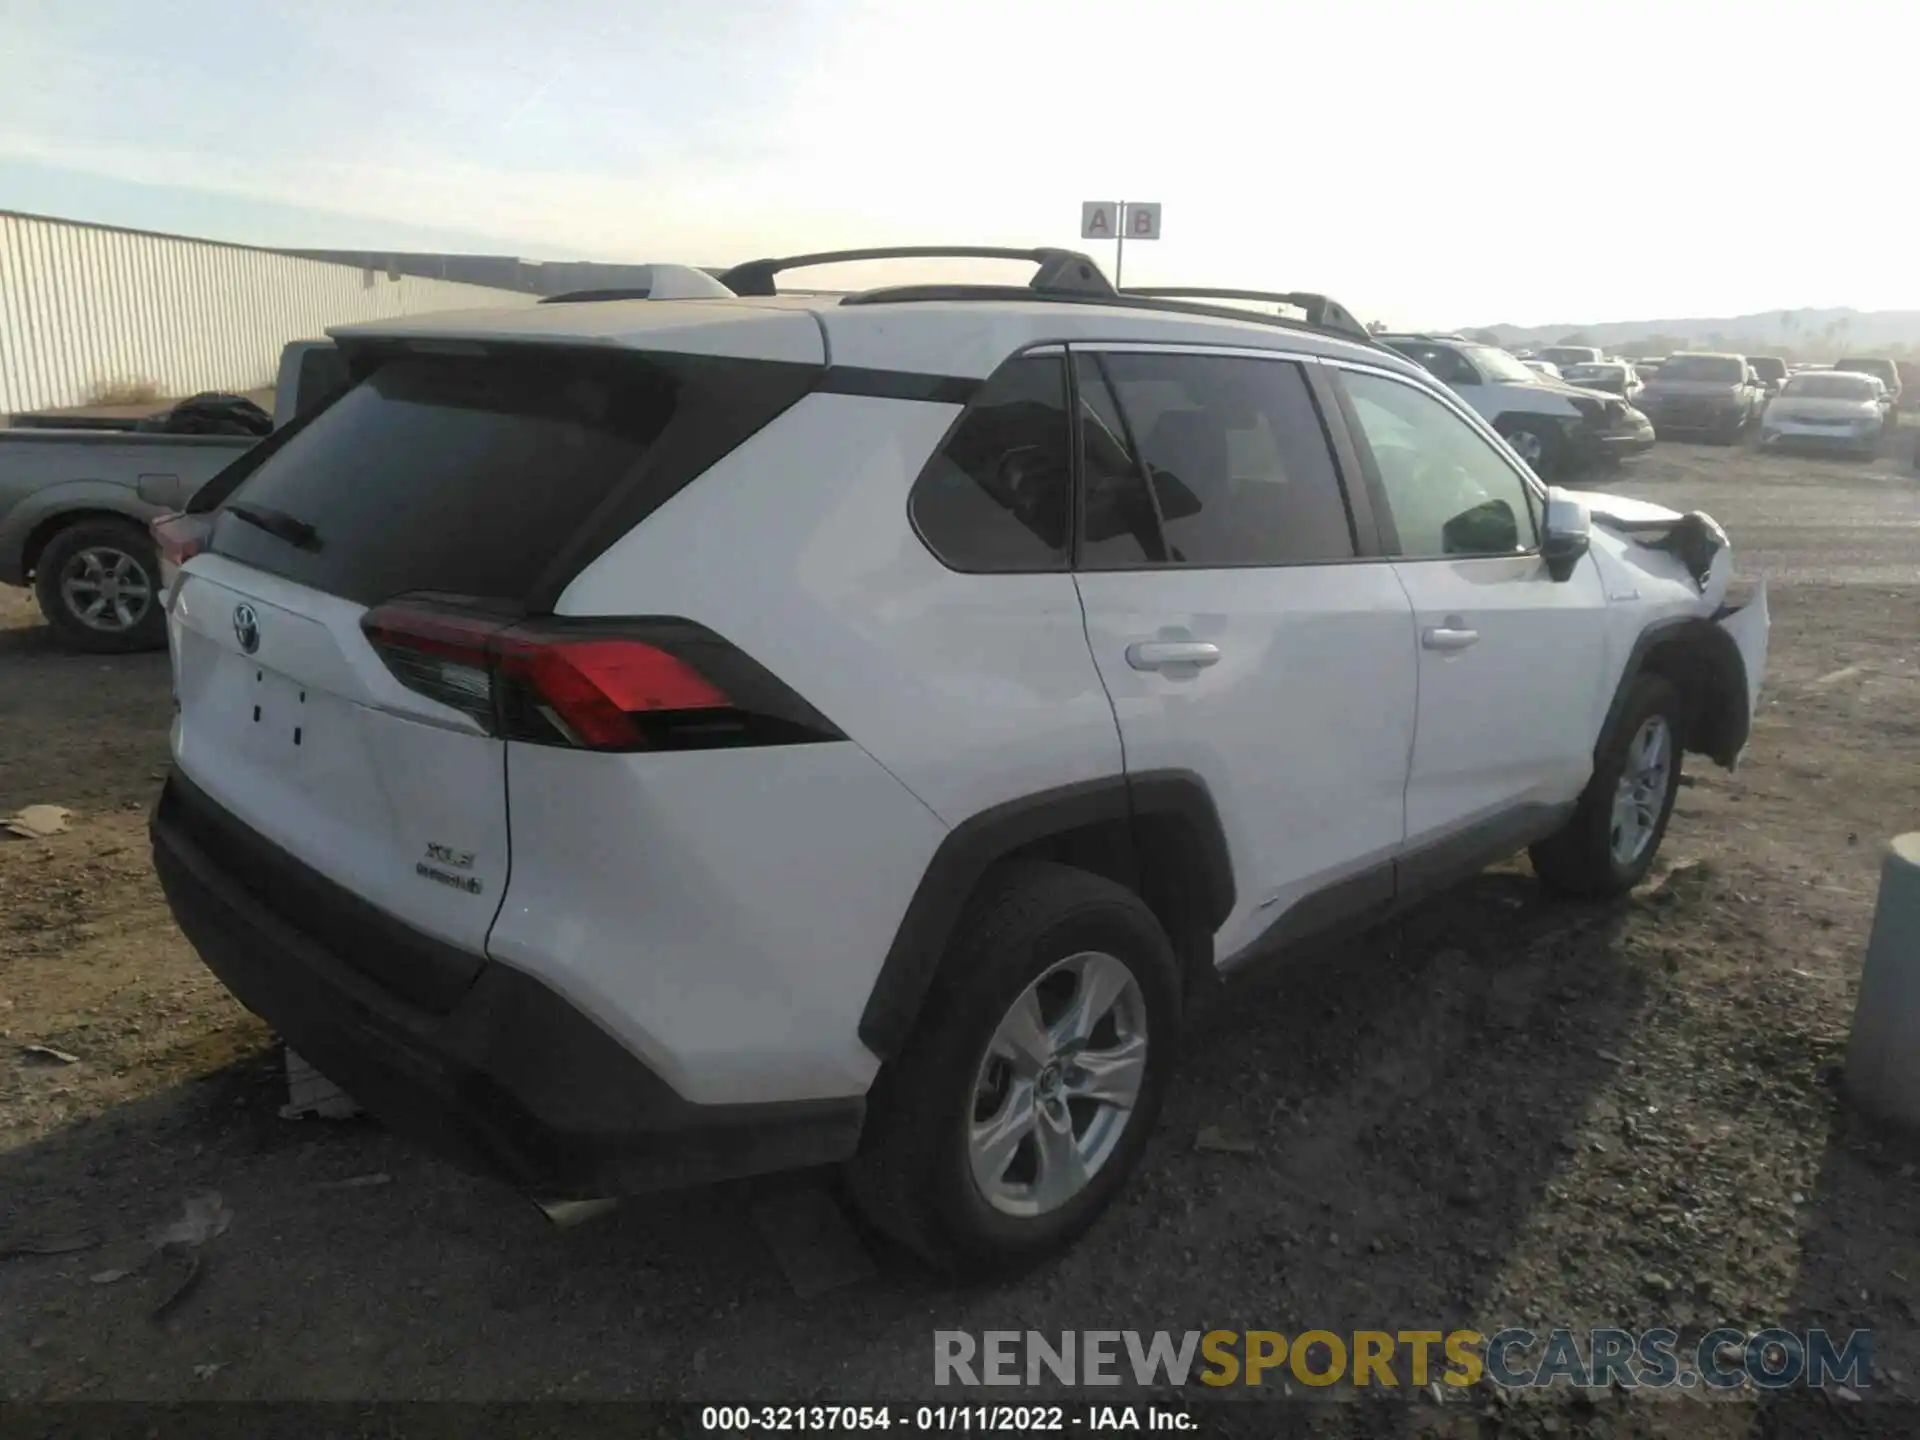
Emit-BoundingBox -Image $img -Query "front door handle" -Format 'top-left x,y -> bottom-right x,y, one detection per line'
1126,640 -> 1221,671
1421,626 -> 1480,652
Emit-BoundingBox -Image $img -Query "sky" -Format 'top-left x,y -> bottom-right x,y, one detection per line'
3,0 -> 1917,330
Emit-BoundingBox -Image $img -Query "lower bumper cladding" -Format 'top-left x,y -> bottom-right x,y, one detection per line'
149,771 -> 864,1197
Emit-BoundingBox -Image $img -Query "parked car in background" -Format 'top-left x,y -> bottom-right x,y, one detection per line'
0,340 -> 346,651
1379,334 -> 1653,475
1561,360 -> 1646,406
1747,356 -> 1788,398
1832,357 -> 1903,417
1760,370 -> 1889,457
1539,345 -> 1606,371
1895,361 -> 1920,411
1633,358 -> 1666,379
1523,360 -> 1563,379
1634,353 -> 1766,443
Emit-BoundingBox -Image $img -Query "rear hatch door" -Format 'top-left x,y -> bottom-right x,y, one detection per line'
167,315 -> 824,1010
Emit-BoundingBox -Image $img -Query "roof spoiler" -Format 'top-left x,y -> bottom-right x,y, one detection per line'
539,265 -> 738,304
718,246 -> 1114,299
1118,288 -> 1372,344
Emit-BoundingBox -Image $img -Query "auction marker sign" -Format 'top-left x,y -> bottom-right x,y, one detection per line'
933,1327 -> 1872,1392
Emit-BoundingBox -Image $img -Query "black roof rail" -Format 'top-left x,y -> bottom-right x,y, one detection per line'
718,246 -> 1113,299
1118,287 -> 1372,344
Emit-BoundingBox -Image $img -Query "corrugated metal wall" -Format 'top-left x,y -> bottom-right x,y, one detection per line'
0,211 -> 537,414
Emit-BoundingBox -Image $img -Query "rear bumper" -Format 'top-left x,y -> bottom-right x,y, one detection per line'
1644,408 -> 1744,436
1761,420 -> 1882,451
150,771 -> 864,1197
1588,417 -> 1656,457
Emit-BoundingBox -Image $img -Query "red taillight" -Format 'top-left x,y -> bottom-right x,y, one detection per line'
152,512 -> 212,568
360,599 -> 838,752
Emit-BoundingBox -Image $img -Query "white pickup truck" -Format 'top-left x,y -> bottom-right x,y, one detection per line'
0,340 -> 344,651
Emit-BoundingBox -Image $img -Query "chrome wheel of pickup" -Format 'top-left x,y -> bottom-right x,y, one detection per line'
59,545 -> 154,633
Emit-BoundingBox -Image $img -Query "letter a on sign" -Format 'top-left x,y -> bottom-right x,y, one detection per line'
1127,203 -> 1162,239
1081,202 -> 1118,239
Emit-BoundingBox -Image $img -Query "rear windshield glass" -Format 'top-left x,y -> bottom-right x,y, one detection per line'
1785,373 -> 1876,400
210,353 -> 677,606
1834,358 -> 1895,382
1658,355 -> 1743,382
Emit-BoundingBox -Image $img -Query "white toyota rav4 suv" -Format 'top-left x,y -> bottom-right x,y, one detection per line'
150,247 -> 1768,1272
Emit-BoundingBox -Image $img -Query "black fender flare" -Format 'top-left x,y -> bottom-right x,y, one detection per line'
1598,614 -> 1751,769
857,770 -> 1234,1060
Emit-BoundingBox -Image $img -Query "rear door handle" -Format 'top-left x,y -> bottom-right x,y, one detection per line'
1126,640 -> 1221,671
1421,626 -> 1480,652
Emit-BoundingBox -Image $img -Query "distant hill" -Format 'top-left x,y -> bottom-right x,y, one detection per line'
1455,308 -> 1920,360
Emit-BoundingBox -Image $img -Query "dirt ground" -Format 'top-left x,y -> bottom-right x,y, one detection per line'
3,435 -> 1920,1436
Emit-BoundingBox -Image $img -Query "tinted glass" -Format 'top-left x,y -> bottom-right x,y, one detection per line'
1097,353 -> 1355,566
1834,358 -> 1897,385
1386,342 -> 1478,386
1785,373 -> 1876,400
211,353 -> 679,605
1075,355 -> 1164,569
292,346 -> 350,420
1339,370 -> 1540,560
1749,358 -> 1786,382
1659,355 -> 1744,382
910,355 -> 1070,572
1463,346 -> 1538,384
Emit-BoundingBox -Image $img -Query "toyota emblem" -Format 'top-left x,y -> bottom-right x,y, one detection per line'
233,603 -> 260,654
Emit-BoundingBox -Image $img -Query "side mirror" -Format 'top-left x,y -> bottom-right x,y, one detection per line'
1542,489 -> 1592,583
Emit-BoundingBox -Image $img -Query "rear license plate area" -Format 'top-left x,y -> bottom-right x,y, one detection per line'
239,663 -> 315,762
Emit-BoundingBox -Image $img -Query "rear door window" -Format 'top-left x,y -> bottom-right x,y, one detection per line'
1089,352 -> 1356,567
208,351 -> 792,608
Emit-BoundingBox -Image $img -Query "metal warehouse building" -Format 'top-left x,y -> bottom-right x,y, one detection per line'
0,211 -> 536,415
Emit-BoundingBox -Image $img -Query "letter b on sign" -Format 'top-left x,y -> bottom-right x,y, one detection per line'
1126,203 -> 1162,239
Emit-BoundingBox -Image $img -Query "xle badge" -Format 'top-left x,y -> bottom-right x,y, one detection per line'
416,843 -> 482,895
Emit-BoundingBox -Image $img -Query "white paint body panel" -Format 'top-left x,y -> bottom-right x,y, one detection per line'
333,299 -> 826,365
1718,581 -> 1771,739
488,742 -> 946,1104
168,555 -> 508,955
1390,552 -> 1612,844
558,393 -> 1126,824
1073,565 -> 1418,960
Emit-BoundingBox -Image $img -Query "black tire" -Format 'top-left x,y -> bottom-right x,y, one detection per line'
31,517 -> 168,654
1496,419 -> 1561,478
844,862 -> 1181,1273
1530,674 -> 1685,899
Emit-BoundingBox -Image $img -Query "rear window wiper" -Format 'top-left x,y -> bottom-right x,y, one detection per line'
224,503 -> 320,552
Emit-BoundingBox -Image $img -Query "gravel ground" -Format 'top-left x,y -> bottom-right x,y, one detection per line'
3,436 -> 1919,1436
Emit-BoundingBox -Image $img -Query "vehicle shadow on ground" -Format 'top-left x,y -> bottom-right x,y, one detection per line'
0,868 -> 1656,1402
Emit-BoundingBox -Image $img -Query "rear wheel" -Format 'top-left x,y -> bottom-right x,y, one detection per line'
1531,674 -> 1685,898
844,862 -> 1181,1272
32,517 -> 167,653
